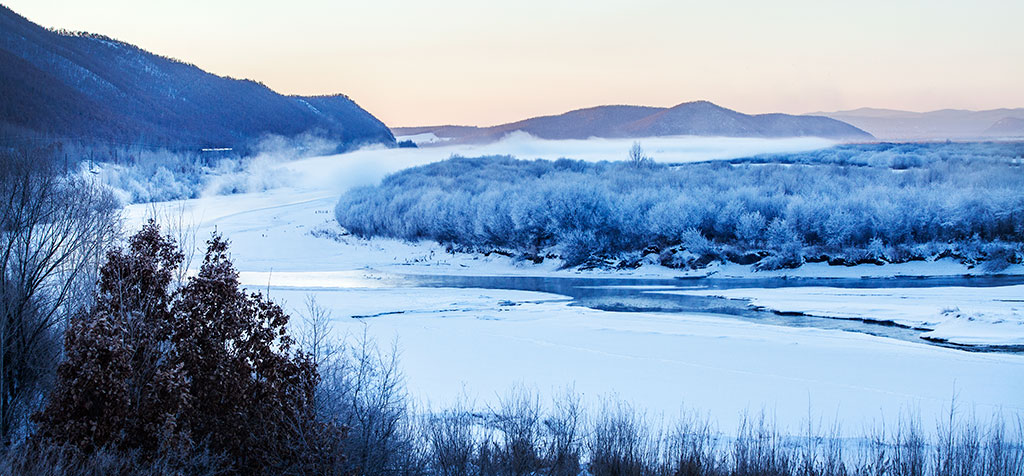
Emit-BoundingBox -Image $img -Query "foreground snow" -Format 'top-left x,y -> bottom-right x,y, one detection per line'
262,284 -> 1024,433
123,140 -> 1024,434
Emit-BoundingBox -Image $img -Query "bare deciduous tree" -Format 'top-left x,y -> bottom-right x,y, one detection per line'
628,141 -> 651,168
330,330 -> 415,475
0,149 -> 120,443
491,385 -> 543,475
299,295 -> 339,372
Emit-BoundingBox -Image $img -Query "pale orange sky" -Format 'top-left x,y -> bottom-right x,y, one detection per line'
5,0 -> 1023,127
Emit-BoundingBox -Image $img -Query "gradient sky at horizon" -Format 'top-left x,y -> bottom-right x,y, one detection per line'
5,0 -> 1023,127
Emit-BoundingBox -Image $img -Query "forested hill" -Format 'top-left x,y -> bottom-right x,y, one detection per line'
394,101 -> 873,143
0,5 -> 395,153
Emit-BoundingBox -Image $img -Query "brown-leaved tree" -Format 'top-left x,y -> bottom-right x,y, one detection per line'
35,222 -> 343,474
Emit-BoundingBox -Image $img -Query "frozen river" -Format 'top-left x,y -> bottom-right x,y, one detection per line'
404,274 -> 1024,352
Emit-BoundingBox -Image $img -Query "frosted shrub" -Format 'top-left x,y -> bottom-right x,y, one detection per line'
680,228 -> 717,257
757,218 -> 804,269
736,211 -> 767,246
559,230 -> 603,266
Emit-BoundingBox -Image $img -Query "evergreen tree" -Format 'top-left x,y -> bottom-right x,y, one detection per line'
35,223 -> 342,474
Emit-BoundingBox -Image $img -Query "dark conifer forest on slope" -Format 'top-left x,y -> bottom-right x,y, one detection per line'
0,5 -> 395,155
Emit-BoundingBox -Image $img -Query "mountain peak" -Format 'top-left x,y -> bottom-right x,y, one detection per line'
669,99 -> 722,109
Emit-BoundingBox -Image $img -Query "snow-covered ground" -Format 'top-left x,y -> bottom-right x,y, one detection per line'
123,137 -> 1024,434
663,286 -> 1024,347
265,284 -> 1024,433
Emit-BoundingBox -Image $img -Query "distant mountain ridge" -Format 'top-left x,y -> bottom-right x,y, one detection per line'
987,117 -> 1024,136
393,101 -> 873,144
813,107 -> 1024,140
0,5 -> 394,153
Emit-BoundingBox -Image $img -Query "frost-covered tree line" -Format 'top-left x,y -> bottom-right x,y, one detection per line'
29,132 -> 339,203
336,142 -> 1024,270
87,147 -> 293,202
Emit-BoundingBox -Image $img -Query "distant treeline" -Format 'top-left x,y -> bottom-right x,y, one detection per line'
335,142 -> 1024,270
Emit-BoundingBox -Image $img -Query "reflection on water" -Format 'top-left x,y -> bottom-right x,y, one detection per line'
404,274 -> 1024,353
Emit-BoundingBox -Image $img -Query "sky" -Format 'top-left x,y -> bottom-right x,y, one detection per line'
5,0 -> 1023,127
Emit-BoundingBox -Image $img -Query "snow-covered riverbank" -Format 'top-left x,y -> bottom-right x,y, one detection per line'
663,285 -> 1024,347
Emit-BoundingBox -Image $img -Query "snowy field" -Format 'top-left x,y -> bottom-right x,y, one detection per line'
124,136 -> 1024,434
